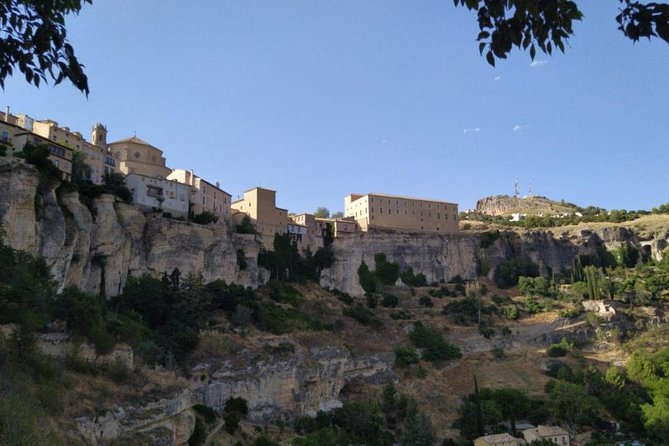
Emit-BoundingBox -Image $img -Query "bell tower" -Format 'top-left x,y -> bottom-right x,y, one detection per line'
91,123 -> 107,148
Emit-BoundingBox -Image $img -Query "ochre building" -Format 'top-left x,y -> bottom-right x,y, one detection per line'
345,193 -> 459,234
167,169 -> 231,221
231,187 -> 289,248
108,136 -> 172,179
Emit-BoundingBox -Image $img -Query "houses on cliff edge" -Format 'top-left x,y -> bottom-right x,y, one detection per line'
0,108 -> 459,250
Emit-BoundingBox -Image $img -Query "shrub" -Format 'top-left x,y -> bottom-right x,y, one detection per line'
333,290 -> 354,305
547,338 -> 574,357
192,211 -> 218,225
503,305 -> 519,320
374,253 -> 400,285
235,215 -> 257,234
343,304 -> 382,329
409,321 -> 461,361
358,261 -> 377,293
394,347 -> 420,367
401,268 -> 428,287
493,257 -> 540,288
479,230 -> 500,248
381,293 -> 399,308
419,296 -> 434,307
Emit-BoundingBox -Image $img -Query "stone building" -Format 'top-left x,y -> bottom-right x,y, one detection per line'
231,187 -> 289,248
474,433 -> 526,446
124,173 -> 190,218
167,169 -> 231,221
30,119 -> 121,184
0,110 -> 121,184
345,192 -> 459,234
522,425 -> 569,445
108,136 -> 172,179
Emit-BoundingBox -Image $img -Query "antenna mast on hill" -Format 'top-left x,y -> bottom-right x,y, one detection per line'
527,182 -> 533,197
514,177 -> 520,199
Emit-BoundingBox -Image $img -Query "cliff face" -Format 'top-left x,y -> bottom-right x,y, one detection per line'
321,232 -> 479,295
75,342 -> 394,445
0,159 -> 266,295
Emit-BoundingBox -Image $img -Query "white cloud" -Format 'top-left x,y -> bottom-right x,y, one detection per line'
463,127 -> 481,135
513,124 -> 529,132
381,138 -> 388,144
530,60 -> 548,68
494,76 -> 502,81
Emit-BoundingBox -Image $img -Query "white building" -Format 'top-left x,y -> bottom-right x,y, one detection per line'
125,174 -> 190,218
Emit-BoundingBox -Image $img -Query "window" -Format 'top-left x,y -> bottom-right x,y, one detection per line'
1,131 -> 8,141
49,145 -> 66,157
147,186 -> 163,197
105,156 -> 116,167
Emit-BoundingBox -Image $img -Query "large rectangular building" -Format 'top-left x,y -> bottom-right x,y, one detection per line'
345,193 -> 458,234
231,187 -> 289,248
167,169 -> 232,222
125,174 -> 190,218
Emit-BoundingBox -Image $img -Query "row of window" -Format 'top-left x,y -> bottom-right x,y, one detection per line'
368,197 -> 455,211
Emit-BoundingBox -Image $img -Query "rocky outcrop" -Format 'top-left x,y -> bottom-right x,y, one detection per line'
195,343 -> 394,423
321,232 -> 479,295
75,341 -> 394,444
475,194 -> 578,216
0,158 -> 266,295
75,389 -> 198,446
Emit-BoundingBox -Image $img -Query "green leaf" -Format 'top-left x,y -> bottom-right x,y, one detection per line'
530,44 -> 536,60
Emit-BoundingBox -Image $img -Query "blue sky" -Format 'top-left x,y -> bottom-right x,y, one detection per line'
2,1 -> 668,213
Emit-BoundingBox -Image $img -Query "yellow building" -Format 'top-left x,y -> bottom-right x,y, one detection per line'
0,110 -> 121,183
474,433 -> 525,446
522,426 -> 569,445
30,119 -> 120,184
231,187 -> 288,248
345,193 -> 459,234
108,136 -> 172,179
167,169 -> 232,221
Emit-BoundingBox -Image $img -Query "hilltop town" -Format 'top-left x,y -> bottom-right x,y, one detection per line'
0,109 -> 460,252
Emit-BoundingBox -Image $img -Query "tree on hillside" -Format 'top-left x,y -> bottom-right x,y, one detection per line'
332,211 -> 344,218
314,207 -> 330,218
0,0 -> 91,94
454,1 -> 669,66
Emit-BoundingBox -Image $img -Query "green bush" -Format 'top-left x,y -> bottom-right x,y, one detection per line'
381,293 -> 399,308
547,338 -> 574,357
409,321 -> 461,361
358,261 -> 377,293
418,296 -> 434,307
503,305 -> 519,320
401,268 -> 428,287
257,302 -> 327,334
235,215 -> 258,234
192,211 -> 218,225
374,253 -> 400,285
479,230 -> 500,248
343,304 -> 382,329
493,257 -> 540,288
395,347 -> 420,367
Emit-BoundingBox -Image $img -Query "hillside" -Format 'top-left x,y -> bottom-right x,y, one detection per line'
3,162 -> 669,445
475,195 -> 580,216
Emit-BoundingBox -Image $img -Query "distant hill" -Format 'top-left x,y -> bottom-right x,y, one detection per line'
475,195 -> 580,216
